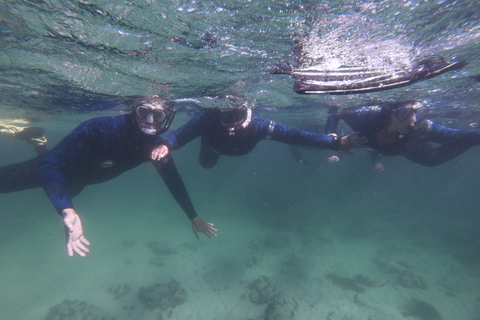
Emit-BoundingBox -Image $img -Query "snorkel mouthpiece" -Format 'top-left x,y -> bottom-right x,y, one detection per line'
141,127 -> 158,135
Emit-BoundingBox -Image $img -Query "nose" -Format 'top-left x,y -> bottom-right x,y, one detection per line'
146,112 -> 154,124
411,113 -> 418,125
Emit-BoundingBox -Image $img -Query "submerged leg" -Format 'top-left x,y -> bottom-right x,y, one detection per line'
198,136 -> 220,169
0,157 -> 43,194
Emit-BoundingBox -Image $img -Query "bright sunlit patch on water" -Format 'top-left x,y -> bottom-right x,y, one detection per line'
300,14 -> 418,74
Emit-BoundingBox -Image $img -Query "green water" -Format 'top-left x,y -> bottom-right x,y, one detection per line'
1,0 -> 480,319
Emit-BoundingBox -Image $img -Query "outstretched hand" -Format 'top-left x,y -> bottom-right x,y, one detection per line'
191,217 -> 217,239
61,208 -> 90,257
151,144 -> 169,161
339,132 -> 367,155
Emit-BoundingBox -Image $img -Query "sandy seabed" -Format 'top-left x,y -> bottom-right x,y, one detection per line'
1,187 -> 479,320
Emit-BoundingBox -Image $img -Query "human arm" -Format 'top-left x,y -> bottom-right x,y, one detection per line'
38,162 -> 91,257
422,120 -> 480,145
160,110 -> 213,151
61,208 -> 90,257
262,118 -> 366,152
151,155 -> 217,238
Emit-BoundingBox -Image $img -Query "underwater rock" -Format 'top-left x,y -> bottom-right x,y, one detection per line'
264,298 -> 298,320
353,274 -> 385,288
326,273 -> 366,294
108,284 -> 131,300
401,298 -> 442,320
44,299 -> 114,320
147,241 -> 177,256
137,279 -> 187,311
394,270 -> 427,290
148,257 -> 166,267
247,276 -> 280,305
373,256 -> 427,290
121,239 -> 136,247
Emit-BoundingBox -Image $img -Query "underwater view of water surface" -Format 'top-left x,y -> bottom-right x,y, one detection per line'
1,1 -> 480,319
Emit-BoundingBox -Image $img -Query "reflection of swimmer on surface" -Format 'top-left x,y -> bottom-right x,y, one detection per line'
325,100 -> 480,173
0,121 -> 48,156
150,105 -> 367,168
0,96 -> 216,258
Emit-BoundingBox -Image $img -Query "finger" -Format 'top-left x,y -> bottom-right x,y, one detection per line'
80,236 -> 91,246
76,240 -> 90,253
67,243 -> 74,257
73,245 -> 87,257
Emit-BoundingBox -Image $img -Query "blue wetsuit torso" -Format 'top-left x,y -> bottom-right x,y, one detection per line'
161,109 -> 340,156
326,105 -> 480,166
0,114 -> 198,219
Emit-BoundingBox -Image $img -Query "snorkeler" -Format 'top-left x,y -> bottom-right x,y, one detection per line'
150,102 -> 366,168
0,96 -> 217,257
325,100 -> 480,173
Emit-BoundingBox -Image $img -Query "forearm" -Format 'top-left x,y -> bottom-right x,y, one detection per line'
270,122 -> 338,150
38,163 -> 74,213
152,157 -> 198,220
426,121 -> 480,145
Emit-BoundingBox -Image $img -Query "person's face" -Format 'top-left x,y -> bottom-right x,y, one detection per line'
135,103 -> 168,135
389,110 -> 416,134
219,108 -> 247,128
388,104 -> 429,134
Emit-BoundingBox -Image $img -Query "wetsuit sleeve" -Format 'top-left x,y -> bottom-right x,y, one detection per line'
160,111 -> 212,150
37,120 -> 99,213
36,116 -> 115,214
423,120 -> 480,145
257,118 -> 340,150
151,156 -> 198,220
38,163 -> 74,213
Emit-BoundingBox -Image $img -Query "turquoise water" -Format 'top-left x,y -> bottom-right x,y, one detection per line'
1,1 -> 480,320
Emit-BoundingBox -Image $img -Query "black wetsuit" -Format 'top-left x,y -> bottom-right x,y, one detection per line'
0,114 -> 198,219
161,109 -> 342,168
326,105 -> 480,167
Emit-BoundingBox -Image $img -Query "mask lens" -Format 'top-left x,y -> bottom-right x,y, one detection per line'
220,111 -> 236,125
153,110 -> 167,123
395,107 -> 412,121
135,106 -> 150,119
234,109 -> 246,122
416,106 -> 429,120
136,106 -> 167,123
